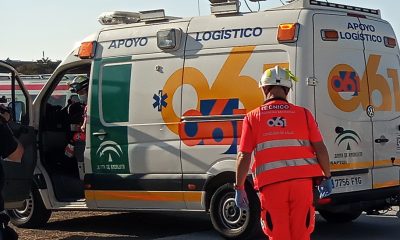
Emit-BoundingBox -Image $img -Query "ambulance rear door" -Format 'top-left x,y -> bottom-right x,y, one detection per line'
358,16 -> 400,189
313,13 -> 373,193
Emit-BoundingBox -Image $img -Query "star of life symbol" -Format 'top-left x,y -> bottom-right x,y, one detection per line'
153,90 -> 168,112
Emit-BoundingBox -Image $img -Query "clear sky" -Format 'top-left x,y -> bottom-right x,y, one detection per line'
0,0 -> 398,61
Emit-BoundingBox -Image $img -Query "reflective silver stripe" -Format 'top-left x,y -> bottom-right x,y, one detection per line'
255,158 -> 318,176
256,139 -> 311,152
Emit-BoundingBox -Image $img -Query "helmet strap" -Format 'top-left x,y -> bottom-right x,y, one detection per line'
282,86 -> 290,95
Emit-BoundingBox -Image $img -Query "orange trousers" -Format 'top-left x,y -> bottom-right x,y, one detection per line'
259,178 -> 315,240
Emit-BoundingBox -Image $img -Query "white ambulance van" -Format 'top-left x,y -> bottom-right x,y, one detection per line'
4,0 -> 400,238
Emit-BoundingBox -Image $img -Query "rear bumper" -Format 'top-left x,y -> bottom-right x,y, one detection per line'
316,186 -> 400,211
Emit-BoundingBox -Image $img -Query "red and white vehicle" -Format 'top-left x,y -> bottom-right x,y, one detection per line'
0,74 -> 78,107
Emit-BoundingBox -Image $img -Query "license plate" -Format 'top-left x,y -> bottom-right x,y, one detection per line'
332,175 -> 363,188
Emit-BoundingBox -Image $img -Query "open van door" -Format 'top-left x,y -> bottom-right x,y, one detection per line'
0,61 -> 36,209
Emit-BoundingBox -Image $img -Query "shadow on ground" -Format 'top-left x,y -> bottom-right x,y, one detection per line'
18,211 -> 213,240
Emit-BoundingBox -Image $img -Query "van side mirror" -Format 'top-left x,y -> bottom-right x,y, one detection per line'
8,101 -> 26,123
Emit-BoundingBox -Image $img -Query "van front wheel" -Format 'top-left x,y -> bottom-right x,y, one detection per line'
6,188 -> 52,228
210,183 -> 261,239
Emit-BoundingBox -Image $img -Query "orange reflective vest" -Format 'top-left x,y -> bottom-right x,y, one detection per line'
249,100 -> 324,189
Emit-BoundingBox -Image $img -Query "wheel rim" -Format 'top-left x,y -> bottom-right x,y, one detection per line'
219,192 -> 249,230
11,192 -> 34,221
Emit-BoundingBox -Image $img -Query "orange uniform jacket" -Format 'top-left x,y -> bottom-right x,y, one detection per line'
239,99 -> 324,190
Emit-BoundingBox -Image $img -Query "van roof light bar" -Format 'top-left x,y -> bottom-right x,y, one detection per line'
210,0 -> 240,15
98,11 -> 140,25
309,0 -> 380,16
139,9 -> 166,22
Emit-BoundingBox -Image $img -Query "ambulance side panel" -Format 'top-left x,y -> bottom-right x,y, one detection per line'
181,11 -> 300,209
86,21 -> 190,210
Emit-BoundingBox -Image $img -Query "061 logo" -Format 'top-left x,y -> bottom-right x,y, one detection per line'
267,117 -> 287,127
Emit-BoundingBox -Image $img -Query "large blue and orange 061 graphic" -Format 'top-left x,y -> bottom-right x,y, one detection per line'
328,55 -> 400,112
330,69 -> 360,96
179,99 -> 246,154
161,46 -> 265,154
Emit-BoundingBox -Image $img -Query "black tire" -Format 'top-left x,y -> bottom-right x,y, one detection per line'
6,188 -> 52,228
210,183 -> 261,239
319,209 -> 362,223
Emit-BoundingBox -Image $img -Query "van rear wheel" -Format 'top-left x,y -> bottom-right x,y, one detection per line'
6,188 -> 52,228
210,183 -> 261,239
319,209 -> 362,223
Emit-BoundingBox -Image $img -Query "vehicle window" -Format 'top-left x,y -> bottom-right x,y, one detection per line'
48,95 -> 67,107
47,77 -> 83,108
101,63 -> 131,123
43,72 -> 86,131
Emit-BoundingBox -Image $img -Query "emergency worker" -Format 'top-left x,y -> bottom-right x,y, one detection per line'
0,104 -> 23,240
235,66 -> 333,240
67,75 -> 89,132
64,76 -> 88,175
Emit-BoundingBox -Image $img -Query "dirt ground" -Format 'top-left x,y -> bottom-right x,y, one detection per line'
12,211 -> 131,240
10,210 -> 213,240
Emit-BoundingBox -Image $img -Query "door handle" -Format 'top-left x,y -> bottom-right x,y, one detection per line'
92,131 -> 108,136
375,138 -> 389,143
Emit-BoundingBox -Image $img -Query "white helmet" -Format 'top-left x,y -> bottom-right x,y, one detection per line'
259,65 -> 297,89
69,75 -> 89,93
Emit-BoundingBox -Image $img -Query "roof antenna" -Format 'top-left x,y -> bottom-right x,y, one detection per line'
244,0 -> 254,12
246,0 -> 265,11
197,0 -> 201,16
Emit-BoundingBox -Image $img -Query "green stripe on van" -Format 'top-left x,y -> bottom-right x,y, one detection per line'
90,57 -> 131,174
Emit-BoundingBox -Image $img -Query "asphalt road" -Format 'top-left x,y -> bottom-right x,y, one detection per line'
158,208 -> 400,240
14,208 -> 400,240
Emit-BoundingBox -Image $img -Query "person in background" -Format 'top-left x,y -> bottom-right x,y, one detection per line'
64,76 -> 89,158
64,76 -> 89,179
235,66 -> 333,240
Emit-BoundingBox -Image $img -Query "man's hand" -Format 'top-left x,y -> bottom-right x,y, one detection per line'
317,177 -> 334,199
235,189 -> 249,209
